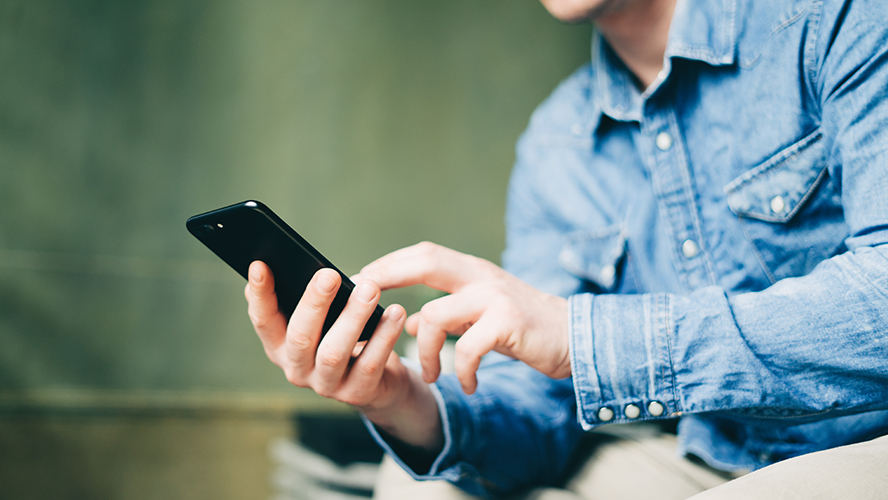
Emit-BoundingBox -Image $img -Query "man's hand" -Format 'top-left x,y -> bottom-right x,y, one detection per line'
245,261 -> 410,410
356,242 -> 570,394
245,261 -> 445,452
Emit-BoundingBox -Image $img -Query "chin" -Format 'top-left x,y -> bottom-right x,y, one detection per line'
540,0 -> 630,23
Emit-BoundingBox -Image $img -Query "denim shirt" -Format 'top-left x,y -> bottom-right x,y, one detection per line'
364,0 -> 888,496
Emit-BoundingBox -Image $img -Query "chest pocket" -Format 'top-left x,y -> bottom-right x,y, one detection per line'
724,130 -> 848,282
558,224 -> 637,294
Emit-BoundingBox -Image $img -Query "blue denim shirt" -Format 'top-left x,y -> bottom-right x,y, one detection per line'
365,0 -> 888,496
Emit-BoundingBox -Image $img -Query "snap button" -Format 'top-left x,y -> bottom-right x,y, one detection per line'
598,407 -> 615,422
770,195 -> 786,214
648,401 -> 665,417
681,239 -> 699,259
656,132 -> 673,151
600,265 -> 616,282
571,124 -> 584,136
624,404 -> 641,419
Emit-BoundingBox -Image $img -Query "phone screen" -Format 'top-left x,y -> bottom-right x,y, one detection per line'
186,200 -> 381,341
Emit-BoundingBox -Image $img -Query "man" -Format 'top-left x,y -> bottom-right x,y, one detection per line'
245,0 -> 888,497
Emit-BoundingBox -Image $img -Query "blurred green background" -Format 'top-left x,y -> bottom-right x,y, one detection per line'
0,0 -> 592,498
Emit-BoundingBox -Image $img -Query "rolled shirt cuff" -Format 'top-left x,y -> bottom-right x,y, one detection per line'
359,358 -> 460,482
568,292 -> 680,430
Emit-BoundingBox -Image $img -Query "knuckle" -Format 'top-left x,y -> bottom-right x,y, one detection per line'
416,241 -> 438,253
344,302 -> 374,323
499,300 -> 522,319
339,391 -> 366,407
489,278 -> 509,292
263,346 -> 278,362
314,385 -> 336,399
375,266 -> 390,285
356,359 -> 380,378
481,281 -> 508,300
248,310 -> 269,331
316,348 -> 347,368
454,339 -> 477,360
304,291 -> 331,313
417,331 -> 441,351
419,301 -> 441,323
490,296 -> 521,321
286,332 -> 314,353
416,241 -> 440,261
454,321 -> 474,336
283,367 -> 305,387
363,263 -> 389,284
419,350 -> 440,366
482,258 -> 502,275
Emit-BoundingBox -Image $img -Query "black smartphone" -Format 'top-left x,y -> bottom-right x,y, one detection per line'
186,200 -> 382,342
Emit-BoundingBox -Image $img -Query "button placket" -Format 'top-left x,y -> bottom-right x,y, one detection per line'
656,132 -> 673,151
681,239 -> 699,259
642,107 -> 713,290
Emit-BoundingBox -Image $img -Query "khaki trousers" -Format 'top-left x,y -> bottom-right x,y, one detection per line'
373,426 -> 888,500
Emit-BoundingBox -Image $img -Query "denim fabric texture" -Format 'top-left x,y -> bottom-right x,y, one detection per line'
365,0 -> 888,496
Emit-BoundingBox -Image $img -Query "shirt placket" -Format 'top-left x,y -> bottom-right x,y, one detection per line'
640,105 -> 714,291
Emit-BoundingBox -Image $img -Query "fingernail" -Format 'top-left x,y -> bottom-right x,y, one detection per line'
316,274 -> 336,293
249,264 -> 262,284
385,306 -> 404,322
356,283 -> 375,302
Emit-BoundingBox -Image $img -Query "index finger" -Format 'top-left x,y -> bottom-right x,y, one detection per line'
358,242 -> 495,293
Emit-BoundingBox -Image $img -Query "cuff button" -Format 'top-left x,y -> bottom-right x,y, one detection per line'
624,404 -> 641,419
648,401 -> 665,417
597,407 -> 615,422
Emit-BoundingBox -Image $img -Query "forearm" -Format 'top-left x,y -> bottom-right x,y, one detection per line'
570,244 -> 888,431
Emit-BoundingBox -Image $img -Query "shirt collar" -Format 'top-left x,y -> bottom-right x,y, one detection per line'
591,0 -> 738,123
667,0 -> 738,66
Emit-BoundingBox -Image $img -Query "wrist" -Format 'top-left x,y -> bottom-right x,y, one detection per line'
359,367 -> 444,454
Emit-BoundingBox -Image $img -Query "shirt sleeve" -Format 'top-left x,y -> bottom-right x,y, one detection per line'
570,0 -> 888,432
362,356 -> 585,498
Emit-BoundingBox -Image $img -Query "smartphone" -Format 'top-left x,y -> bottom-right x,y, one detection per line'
186,200 -> 381,342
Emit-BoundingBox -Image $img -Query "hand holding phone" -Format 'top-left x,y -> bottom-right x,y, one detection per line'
187,200 -> 382,341
187,201 -> 444,454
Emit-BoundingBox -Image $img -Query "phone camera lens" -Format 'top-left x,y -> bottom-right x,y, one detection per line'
196,224 -> 216,237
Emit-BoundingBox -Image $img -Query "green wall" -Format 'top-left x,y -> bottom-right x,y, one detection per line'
0,0 -> 592,400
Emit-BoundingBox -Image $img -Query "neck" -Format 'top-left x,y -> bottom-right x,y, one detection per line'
595,0 -> 677,89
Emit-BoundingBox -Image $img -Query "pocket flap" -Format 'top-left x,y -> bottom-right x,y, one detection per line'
724,131 -> 827,223
558,225 -> 626,291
